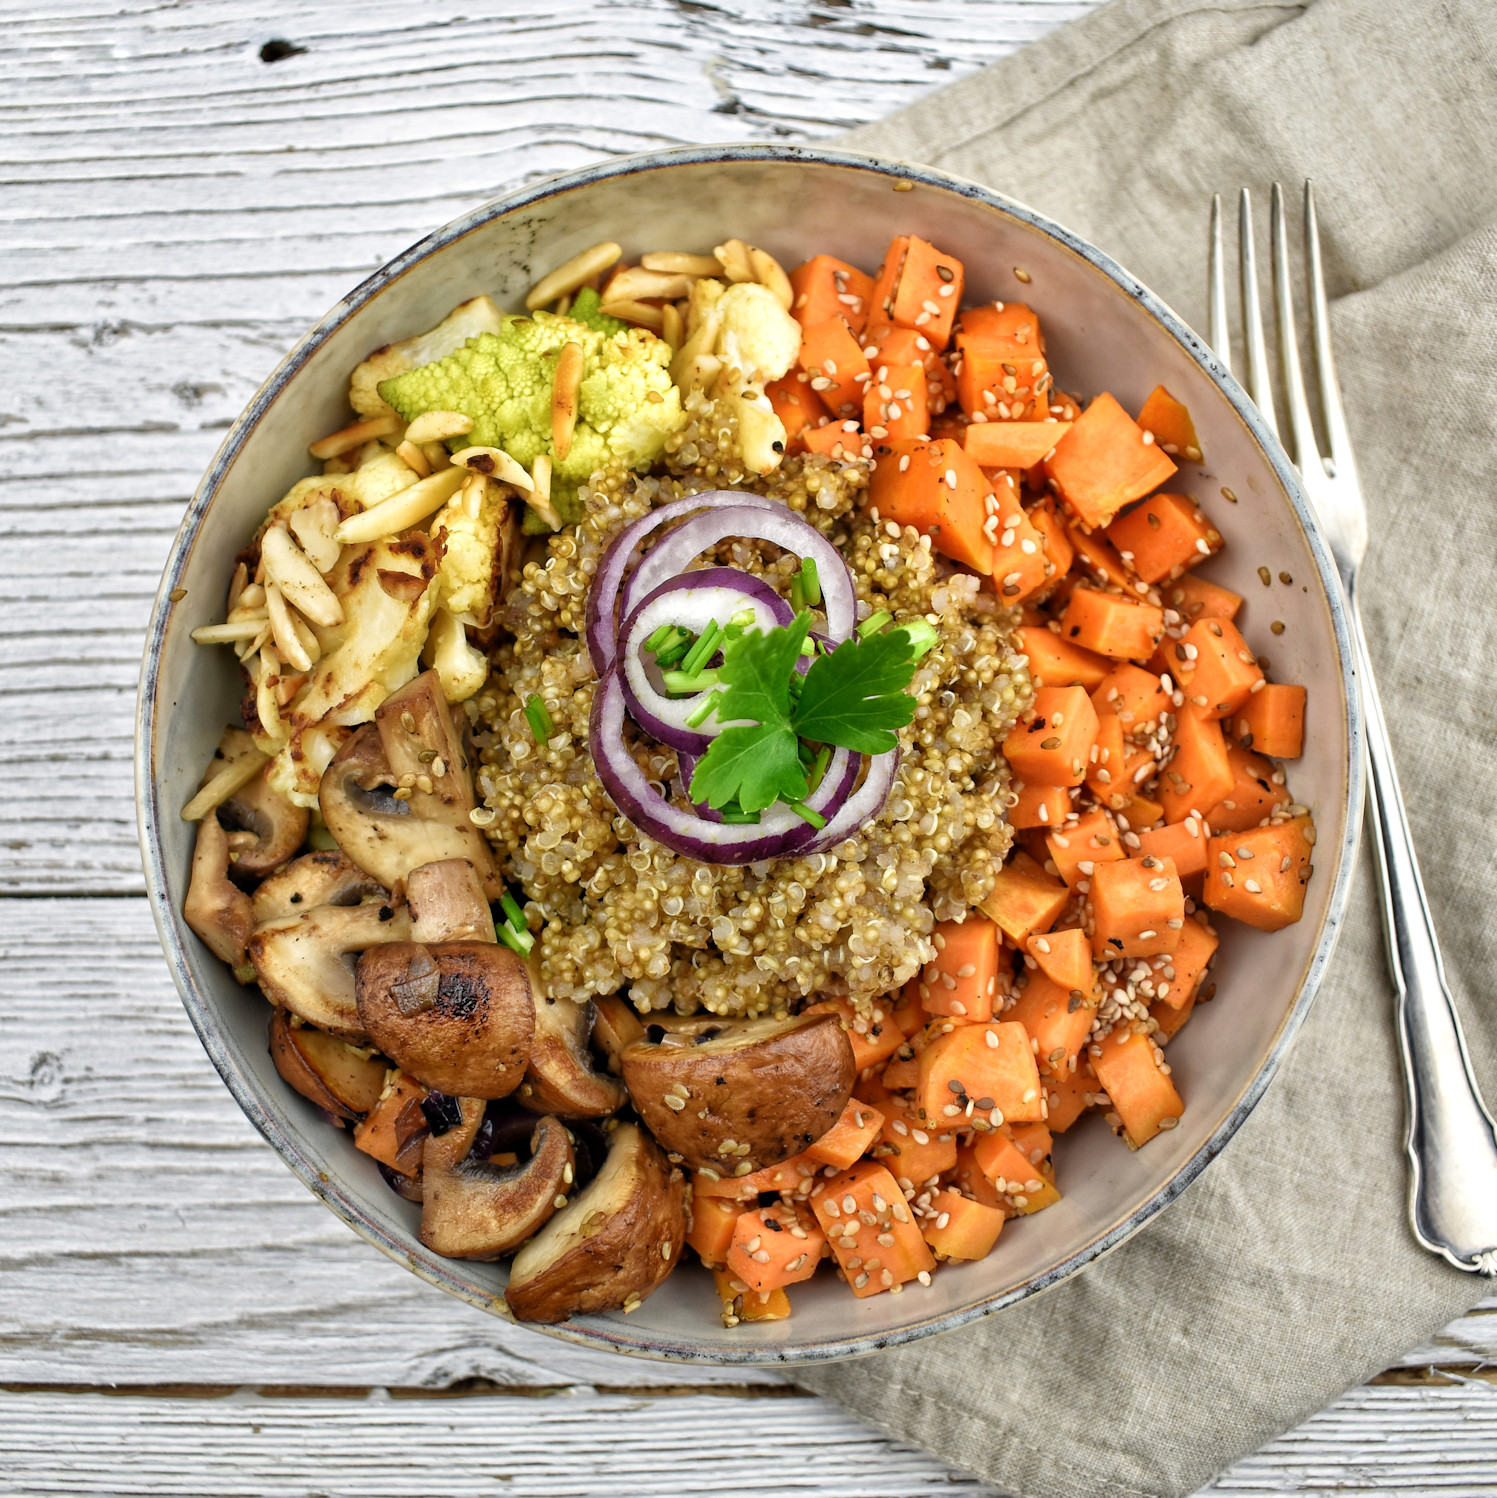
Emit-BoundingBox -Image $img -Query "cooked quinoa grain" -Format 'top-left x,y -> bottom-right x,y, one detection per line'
470,391 -> 1031,1019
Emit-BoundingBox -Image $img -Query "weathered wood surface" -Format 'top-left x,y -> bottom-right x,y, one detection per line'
1,2 -> 1493,1495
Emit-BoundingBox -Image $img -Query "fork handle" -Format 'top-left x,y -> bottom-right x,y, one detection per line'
1349,591 -> 1497,1275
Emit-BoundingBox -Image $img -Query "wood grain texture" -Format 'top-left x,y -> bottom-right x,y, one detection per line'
1,1 -> 1492,1493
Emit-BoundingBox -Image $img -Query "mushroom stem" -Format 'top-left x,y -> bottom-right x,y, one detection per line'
184,816 -> 256,973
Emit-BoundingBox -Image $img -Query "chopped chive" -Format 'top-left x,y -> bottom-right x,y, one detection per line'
799,638 -> 817,658
663,668 -> 720,695
729,608 -> 757,627
790,574 -> 806,613
858,609 -> 893,638
893,618 -> 940,660
524,693 -> 554,743
654,635 -> 694,668
786,800 -> 827,830
644,622 -> 676,653
680,619 -> 724,676
719,808 -> 762,825
496,920 -> 535,956
799,557 -> 821,608
683,690 -> 722,728
807,744 -> 831,792
499,890 -> 527,930
787,669 -> 806,701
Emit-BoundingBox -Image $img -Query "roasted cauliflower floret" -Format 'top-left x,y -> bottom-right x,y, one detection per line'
348,296 -> 505,419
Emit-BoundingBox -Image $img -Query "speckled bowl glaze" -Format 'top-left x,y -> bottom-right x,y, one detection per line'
137,144 -> 1361,1366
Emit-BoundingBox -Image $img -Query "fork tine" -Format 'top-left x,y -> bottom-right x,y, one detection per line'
1304,181 -> 1355,484
1269,181 -> 1324,477
1238,189 -> 1279,438
1208,194 -> 1232,372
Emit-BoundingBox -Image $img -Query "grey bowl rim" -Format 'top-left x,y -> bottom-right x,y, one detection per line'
135,139 -> 1364,1367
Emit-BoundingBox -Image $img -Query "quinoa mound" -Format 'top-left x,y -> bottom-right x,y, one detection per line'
468,393 -> 1032,1019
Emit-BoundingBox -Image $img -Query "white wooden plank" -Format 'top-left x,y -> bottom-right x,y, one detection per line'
0,1384 -> 1494,1498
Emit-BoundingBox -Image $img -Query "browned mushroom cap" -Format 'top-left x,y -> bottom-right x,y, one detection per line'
407,858 -> 494,944
250,901 -> 412,1038
252,849 -> 386,926
516,960 -> 627,1119
215,768 -> 309,882
356,942 -> 534,1099
621,1013 -> 855,1174
420,1098 -> 576,1260
184,817 -> 255,974
268,1009 -> 387,1121
505,1122 -> 686,1324
319,725 -> 500,899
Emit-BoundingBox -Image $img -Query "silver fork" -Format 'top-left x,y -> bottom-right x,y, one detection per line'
1210,182 -> 1497,1277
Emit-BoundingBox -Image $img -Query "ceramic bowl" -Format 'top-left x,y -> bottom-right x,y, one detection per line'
137,143 -> 1361,1365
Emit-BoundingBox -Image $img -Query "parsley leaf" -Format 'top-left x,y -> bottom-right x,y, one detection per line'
688,612 -> 811,813
792,626 -> 920,754
686,609 -> 925,816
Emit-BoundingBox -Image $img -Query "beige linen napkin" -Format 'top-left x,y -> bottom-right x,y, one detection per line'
797,2 -> 1497,1494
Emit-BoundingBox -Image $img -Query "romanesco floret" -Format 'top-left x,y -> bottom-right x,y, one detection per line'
566,287 -> 627,336
376,309 -> 685,506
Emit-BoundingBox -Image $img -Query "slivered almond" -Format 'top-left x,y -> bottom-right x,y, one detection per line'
405,410 -> 475,445
747,246 -> 793,310
713,238 -> 756,283
599,298 -> 665,332
264,580 -> 313,673
602,266 -> 693,303
528,454 -> 562,532
449,446 -> 534,491
551,341 -> 584,462
190,618 -> 268,646
395,439 -> 431,478
525,240 -> 622,311
660,301 -> 684,351
255,645 -> 284,741
641,250 -> 722,277
288,497 -> 342,573
226,561 -> 249,612
180,742 -> 269,823
334,465 -> 468,546
307,413 -> 400,461
260,526 -> 345,627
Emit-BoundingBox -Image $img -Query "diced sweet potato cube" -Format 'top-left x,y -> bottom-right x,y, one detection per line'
1045,806 -> 1126,890
1131,817 -> 1210,882
1151,990 -> 1197,1042
1062,586 -> 1166,661
917,1020 -> 1045,1127
985,506 -> 1051,604
802,418 -> 863,459
1027,495 -> 1075,583
726,1202 -> 826,1294
979,850 -> 1070,943
958,301 -> 1044,344
963,421 -> 1069,468
1005,967 -> 1096,1077
1045,392 -> 1178,529
798,317 -> 870,416
1204,744 -> 1290,832
1089,854 -> 1185,959
1233,683 -> 1306,758
922,1188 -> 1006,1259
954,332 -> 1048,418
806,995 -> 905,1073
887,236 -> 964,349
353,1070 -> 428,1175
1003,684 -> 1100,788
1148,913 -> 1219,1009
952,1142 -> 1006,1207
1203,816 -> 1315,930
1090,664 -> 1172,736
1158,711 -> 1234,823
713,1269 -> 792,1322
806,1096 -> 885,1170
889,983 -> 926,1038
1067,524 -> 1137,593
765,375 -> 827,454
881,1052 -> 921,1093
920,917 -> 1000,1021
863,360 -> 928,440
688,1193 -> 744,1266
1042,1064 -> 1095,1133
1090,1028 -> 1183,1149
1180,617 -> 1264,720
876,1104 -> 957,1186
811,1159 -> 935,1296
868,436 -> 995,574
1165,571 -> 1242,623
1106,493 -> 1222,583
1016,625 -> 1110,690
971,1128 -> 1061,1214
1010,780 -> 1072,831
1026,925 -> 1091,993
1136,384 -> 1201,461
789,254 -> 876,335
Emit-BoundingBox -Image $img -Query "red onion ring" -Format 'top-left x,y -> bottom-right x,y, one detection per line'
617,568 -> 793,754
590,668 -> 859,865
801,748 -> 901,854
620,503 -> 857,644
584,491 -> 785,673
